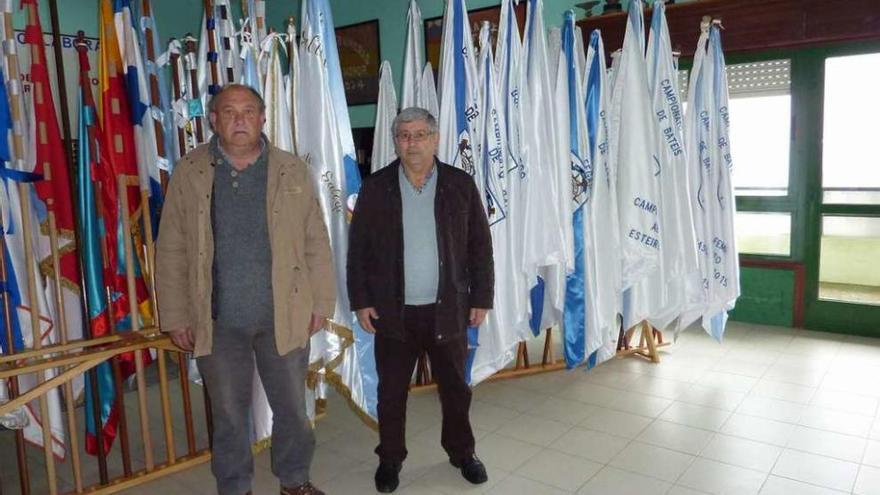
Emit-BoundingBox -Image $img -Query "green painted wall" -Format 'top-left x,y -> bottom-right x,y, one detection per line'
729,267 -> 795,327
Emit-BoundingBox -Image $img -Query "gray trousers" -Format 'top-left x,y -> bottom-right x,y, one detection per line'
197,325 -> 314,495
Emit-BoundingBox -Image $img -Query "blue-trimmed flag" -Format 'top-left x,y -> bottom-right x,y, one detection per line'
583,30 -> 622,368
522,0 -> 571,335
560,11 -> 590,368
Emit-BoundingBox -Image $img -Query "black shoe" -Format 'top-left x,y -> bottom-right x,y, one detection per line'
374,461 -> 401,493
450,454 -> 488,485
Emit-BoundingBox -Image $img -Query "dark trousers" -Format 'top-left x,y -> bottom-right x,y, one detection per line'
197,325 -> 314,495
374,304 -> 475,464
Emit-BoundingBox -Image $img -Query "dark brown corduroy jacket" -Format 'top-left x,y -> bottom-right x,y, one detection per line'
346,159 -> 494,343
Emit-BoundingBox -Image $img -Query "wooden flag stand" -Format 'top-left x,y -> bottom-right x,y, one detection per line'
615,320 -> 671,363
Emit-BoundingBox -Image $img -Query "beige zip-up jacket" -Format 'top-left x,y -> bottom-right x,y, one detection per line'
156,143 -> 336,358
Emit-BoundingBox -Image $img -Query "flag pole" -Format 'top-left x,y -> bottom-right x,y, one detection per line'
203,0 -> 221,97
118,175 -> 155,471
167,40 -> 189,158
216,0 -> 235,83
0,5 -> 34,492
70,33 -> 114,485
138,7 -> 175,462
22,2 -> 64,490
97,5 -> 135,477
43,4 -> 87,487
183,35 -> 206,143
0,227 -> 32,495
142,40 -> 199,446
15,109 -> 59,495
47,0 -> 74,170
286,17 -> 298,155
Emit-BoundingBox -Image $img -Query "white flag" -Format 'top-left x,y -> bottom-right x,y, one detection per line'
495,0 -> 531,336
418,62 -> 440,118
704,24 -> 740,338
609,0 -> 661,302
401,0 -> 423,110
287,19 -> 301,154
261,33 -> 293,152
644,0 -> 699,332
469,22 -> 518,385
583,30 -> 622,367
521,0 -> 570,332
680,23 -> 713,334
371,61 -> 397,173
262,34 -> 293,153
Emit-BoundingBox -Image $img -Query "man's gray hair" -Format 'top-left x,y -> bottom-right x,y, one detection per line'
207,83 -> 267,115
392,107 -> 438,136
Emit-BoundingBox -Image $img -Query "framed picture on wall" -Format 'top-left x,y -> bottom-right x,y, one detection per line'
335,19 -> 381,105
423,3 -> 527,78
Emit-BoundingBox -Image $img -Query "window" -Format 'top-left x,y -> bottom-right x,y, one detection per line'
728,95 -> 791,196
819,215 -> 880,305
727,60 -> 791,197
735,212 -> 791,256
822,53 -> 880,205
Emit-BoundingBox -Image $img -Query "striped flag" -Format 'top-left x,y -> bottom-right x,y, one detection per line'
371,61 -> 397,173
401,0 -> 423,110
114,0 -> 163,225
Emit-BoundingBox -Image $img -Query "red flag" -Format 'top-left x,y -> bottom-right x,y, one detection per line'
22,0 -> 80,286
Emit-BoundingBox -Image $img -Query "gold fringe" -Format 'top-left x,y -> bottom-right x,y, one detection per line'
251,436 -> 272,455
323,369 -> 378,431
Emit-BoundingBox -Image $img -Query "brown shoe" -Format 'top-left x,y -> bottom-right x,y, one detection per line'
280,481 -> 325,495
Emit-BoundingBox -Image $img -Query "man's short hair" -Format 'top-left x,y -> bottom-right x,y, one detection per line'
207,83 -> 267,115
392,107 -> 438,137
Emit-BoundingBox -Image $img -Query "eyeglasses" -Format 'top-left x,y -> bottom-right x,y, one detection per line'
395,130 -> 434,142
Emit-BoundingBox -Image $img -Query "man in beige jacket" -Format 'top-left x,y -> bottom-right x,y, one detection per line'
156,84 -> 335,495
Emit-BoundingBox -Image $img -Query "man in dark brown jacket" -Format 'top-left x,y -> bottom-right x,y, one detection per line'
347,107 -> 494,493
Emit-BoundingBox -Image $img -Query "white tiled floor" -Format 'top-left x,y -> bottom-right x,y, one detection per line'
20,321 -> 880,494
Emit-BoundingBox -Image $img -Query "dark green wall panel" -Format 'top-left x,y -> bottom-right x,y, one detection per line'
730,267 -> 795,327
